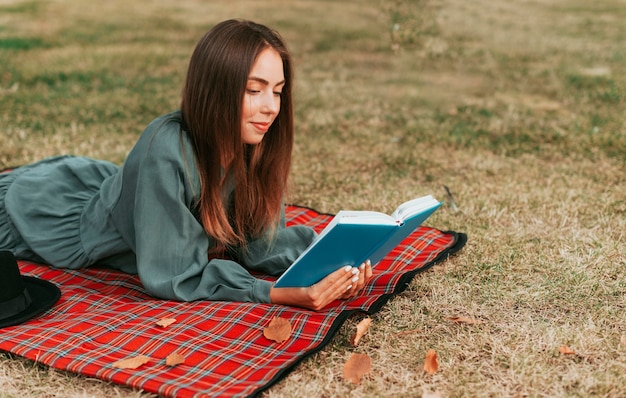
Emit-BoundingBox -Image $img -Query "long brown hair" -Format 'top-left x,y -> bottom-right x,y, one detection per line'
180,19 -> 294,250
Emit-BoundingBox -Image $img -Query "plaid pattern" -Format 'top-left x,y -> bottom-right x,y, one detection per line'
0,205 -> 465,397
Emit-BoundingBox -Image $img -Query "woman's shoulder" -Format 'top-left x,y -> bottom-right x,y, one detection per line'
133,111 -> 193,161
123,111 -> 198,189
145,110 -> 184,133
143,111 -> 184,144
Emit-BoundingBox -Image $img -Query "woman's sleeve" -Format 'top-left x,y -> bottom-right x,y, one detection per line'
131,133 -> 274,303
233,209 -> 318,275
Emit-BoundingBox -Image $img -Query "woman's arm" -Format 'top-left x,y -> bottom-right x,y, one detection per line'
239,209 -> 374,310
126,126 -> 275,302
269,261 -> 373,310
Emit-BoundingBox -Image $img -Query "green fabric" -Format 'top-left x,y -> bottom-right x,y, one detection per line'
1,111 -> 316,303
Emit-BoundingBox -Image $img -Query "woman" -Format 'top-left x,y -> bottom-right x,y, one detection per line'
0,19 -> 372,310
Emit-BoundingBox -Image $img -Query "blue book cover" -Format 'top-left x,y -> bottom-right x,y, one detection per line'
274,195 -> 442,288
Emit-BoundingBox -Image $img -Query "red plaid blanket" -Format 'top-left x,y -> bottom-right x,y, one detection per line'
0,205 -> 465,397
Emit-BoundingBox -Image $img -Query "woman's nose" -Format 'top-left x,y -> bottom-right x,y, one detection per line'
261,92 -> 280,114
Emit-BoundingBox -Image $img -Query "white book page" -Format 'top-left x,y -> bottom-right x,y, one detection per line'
311,210 -> 395,244
390,195 -> 438,221
313,196 -> 437,244
335,211 -> 396,225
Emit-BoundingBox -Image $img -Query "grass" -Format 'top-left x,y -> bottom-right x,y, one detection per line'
1,0 -> 625,397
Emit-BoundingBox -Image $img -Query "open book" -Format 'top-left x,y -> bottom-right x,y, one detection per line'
274,195 -> 442,288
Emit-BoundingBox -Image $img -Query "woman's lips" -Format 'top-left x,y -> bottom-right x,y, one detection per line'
251,122 -> 270,132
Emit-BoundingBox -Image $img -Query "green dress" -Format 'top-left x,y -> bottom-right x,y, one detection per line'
0,111 -> 316,303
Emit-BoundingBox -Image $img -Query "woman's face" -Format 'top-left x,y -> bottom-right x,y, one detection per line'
241,47 -> 285,145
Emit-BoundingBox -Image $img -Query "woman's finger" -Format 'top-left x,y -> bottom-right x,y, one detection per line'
340,260 -> 374,299
315,265 -> 357,303
364,261 -> 373,280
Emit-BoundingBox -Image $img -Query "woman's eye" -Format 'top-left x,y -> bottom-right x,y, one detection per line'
273,91 -> 282,97
247,89 -> 260,94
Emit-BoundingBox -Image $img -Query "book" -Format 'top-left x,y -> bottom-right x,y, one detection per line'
274,195 -> 442,288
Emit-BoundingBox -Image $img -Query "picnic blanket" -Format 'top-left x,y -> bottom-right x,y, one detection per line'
0,205 -> 466,397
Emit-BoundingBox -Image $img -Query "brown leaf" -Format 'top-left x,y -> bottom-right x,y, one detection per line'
343,353 -> 371,385
155,318 -> 177,328
263,316 -> 292,343
446,316 -> 481,325
112,355 -> 151,369
559,345 -> 575,355
423,349 -> 438,375
350,317 -> 372,346
165,352 -> 186,367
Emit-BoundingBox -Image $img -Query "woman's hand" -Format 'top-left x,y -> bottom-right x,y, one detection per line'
269,260 -> 373,311
341,260 -> 373,299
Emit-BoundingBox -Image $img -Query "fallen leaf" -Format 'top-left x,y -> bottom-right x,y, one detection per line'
423,349 -> 438,375
446,316 -> 481,325
112,355 -> 151,369
155,318 -> 177,328
165,352 -> 186,367
343,353 -> 371,385
350,317 -> 372,346
263,316 -> 292,343
559,345 -> 575,355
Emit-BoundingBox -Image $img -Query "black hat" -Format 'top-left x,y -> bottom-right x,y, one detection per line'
0,250 -> 61,328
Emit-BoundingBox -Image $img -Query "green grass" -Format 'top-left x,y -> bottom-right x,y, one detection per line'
0,1 -> 39,14
0,37 -> 49,50
1,0 -> 625,397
